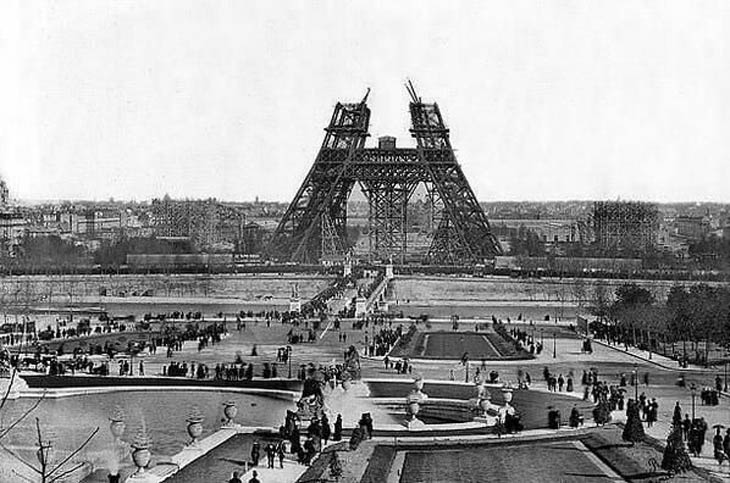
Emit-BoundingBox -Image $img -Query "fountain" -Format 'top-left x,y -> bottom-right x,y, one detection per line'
404,377 -> 428,429
497,385 -> 523,433
472,381 -> 500,425
342,345 -> 361,383
296,366 -> 326,421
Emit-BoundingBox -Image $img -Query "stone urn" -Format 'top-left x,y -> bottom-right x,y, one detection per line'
414,377 -> 425,393
186,406 -> 204,446
406,393 -> 421,418
405,392 -> 426,429
222,401 -> 238,427
479,397 -> 491,415
109,406 -> 126,443
130,428 -> 151,477
502,387 -> 513,404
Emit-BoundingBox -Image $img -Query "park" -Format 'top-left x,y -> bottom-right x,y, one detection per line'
0,269 -> 728,482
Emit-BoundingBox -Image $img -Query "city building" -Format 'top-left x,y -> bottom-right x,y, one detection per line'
675,215 -> 710,241
0,211 -> 26,256
490,219 -> 588,244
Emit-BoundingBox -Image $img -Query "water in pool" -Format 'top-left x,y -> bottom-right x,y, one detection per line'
0,390 -> 293,481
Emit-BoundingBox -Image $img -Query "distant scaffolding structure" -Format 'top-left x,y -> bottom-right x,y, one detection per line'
592,201 -> 659,255
150,197 -> 250,251
0,178 -> 8,207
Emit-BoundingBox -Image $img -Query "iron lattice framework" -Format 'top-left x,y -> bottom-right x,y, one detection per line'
592,201 -> 659,254
268,85 -> 502,264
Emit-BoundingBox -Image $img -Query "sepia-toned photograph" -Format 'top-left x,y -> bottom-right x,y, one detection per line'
1,1 -> 729,482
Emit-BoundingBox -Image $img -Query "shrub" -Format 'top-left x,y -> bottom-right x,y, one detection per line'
661,424 -> 693,474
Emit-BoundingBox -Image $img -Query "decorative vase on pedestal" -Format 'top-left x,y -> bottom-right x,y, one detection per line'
186,406 -> 204,447
479,397 -> 491,416
129,427 -> 151,479
414,377 -> 425,393
502,387 -> 513,404
222,401 -> 238,428
109,406 -> 126,444
407,398 -> 420,419
405,377 -> 428,429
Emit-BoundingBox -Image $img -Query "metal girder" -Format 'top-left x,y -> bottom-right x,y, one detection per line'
268,100 -> 369,263
409,101 -> 503,262
267,89 -> 502,265
361,181 -> 417,263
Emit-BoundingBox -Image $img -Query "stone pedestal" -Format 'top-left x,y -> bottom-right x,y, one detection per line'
343,261 -> 352,277
354,297 -> 367,318
289,297 -> 301,313
474,415 -> 498,426
406,417 -> 426,430
385,263 -> 394,280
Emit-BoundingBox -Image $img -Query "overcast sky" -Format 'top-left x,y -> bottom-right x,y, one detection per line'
1,1 -> 729,203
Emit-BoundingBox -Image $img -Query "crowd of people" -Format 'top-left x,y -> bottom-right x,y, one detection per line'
543,367 -> 574,392
362,323 -> 402,357
383,355 -> 414,375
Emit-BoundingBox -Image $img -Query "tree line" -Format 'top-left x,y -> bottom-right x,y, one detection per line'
589,282 -> 730,364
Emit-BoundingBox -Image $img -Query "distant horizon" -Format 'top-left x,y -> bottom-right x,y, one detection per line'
8,196 -> 729,207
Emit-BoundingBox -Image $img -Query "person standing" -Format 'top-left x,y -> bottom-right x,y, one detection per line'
321,414 -> 331,446
672,402 -> 682,427
248,470 -> 260,483
713,428 -> 726,465
682,414 -> 692,441
333,414 -> 343,442
697,418 -> 707,456
277,440 -> 286,469
228,471 -> 242,483
303,437 -> 315,465
646,398 -> 658,427
250,441 -> 260,467
265,442 -> 276,468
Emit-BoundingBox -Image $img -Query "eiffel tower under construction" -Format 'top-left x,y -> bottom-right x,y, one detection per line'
267,83 -> 502,265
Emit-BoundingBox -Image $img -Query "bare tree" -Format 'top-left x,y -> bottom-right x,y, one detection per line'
0,278 -> 98,483
1,418 -> 99,483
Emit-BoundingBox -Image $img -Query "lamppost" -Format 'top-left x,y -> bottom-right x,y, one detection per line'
553,331 -> 556,359
540,328 -> 544,346
690,383 -> 697,420
286,345 -> 292,379
632,364 -> 638,401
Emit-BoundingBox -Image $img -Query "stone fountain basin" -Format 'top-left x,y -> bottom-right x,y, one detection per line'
362,379 -> 595,430
371,397 -> 477,424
